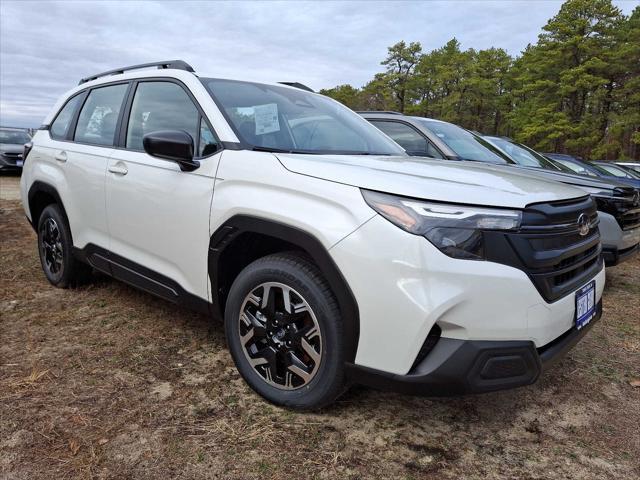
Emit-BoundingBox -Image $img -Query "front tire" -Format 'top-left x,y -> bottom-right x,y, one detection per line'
37,204 -> 91,288
224,252 -> 345,410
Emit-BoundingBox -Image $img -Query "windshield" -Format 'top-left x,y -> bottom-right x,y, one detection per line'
596,163 -> 640,179
414,119 -> 511,164
544,157 -> 576,173
202,79 -> 405,155
484,137 -> 563,170
553,158 -> 599,177
0,130 -> 31,145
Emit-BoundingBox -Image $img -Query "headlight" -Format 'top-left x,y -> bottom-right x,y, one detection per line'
361,189 -> 522,260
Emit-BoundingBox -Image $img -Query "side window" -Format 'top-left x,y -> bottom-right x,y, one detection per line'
126,82 -> 199,151
370,120 -> 443,159
199,120 -> 220,156
74,84 -> 128,146
50,94 -> 82,140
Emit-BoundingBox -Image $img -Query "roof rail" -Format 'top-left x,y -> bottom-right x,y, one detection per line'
278,82 -> 314,92
0,126 -> 31,131
356,111 -> 403,115
79,60 -> 195,85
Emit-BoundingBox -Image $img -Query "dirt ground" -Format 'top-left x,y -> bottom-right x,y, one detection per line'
1,174 -> 639,480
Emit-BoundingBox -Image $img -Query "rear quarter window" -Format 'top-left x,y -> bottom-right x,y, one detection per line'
50,94 -> 83,140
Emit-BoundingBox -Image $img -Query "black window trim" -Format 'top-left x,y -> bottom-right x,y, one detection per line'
70,81 -> 131,146
367,118 -> 447,160
44,77 -> 223,160
118,77 -> 222,160
48,90 -> 87,141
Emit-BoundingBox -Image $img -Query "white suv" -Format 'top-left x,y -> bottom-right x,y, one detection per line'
21,61 -> 605,409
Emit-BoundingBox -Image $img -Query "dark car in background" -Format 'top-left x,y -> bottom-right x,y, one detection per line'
615,162 -> 640,175
0,127 -> 31,172
360,112 -> 640,266
546,153 -> 640,188
592,161 -> 640,183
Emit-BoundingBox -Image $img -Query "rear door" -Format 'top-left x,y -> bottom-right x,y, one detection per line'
42,83 -> 129,251
105,79 -> 222,302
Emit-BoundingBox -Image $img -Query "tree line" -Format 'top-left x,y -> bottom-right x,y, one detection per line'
320,0 -> 639,160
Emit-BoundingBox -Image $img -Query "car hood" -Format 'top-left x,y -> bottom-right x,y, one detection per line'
486,164 -> 632,192
275,154 -> 586,209
0,143 -> 25,154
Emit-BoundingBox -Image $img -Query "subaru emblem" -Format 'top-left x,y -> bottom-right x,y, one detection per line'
577,213 -> 589,236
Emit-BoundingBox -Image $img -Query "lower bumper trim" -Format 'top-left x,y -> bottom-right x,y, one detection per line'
602,244 -> 639,266
346,301 -> 602,396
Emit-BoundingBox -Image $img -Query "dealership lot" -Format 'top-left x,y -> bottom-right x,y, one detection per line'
1,175 -> 639,480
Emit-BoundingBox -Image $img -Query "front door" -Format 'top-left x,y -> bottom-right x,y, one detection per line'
105,80 -> 222,302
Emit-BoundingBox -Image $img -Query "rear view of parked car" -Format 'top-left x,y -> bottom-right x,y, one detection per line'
0,127 -> 31,171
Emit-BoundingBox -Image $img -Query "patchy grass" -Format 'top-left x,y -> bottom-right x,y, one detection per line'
1,186 -> 639,479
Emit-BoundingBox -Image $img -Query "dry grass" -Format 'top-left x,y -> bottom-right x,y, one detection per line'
1,177 -> 639,479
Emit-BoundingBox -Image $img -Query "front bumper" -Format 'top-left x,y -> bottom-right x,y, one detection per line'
598,211 -> 640,266
347,301 -> 602,395
0,154 -> 24,170
603,243 -> 640,266
330,214 -> 606,375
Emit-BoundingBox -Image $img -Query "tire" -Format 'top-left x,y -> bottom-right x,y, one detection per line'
37,204 -> 92,288
224,252 -> 345,410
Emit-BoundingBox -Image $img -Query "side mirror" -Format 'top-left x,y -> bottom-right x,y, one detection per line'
142,130 -> 200,171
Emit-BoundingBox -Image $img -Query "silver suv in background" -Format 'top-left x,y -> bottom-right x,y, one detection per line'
361,112 -> 640,266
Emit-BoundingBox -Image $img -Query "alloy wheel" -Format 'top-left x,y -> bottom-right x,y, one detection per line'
238,282 -> 322,390
40,217 -> 63,276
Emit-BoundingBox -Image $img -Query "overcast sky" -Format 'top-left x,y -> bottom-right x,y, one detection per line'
1,0 -> 636,127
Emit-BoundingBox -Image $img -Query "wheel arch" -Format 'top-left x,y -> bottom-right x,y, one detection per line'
27,181 -> 70,232
209,215 -> 360,362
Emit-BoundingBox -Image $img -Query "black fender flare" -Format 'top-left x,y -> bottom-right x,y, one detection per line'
27,181 -> 68,230
208,215 -> 360,362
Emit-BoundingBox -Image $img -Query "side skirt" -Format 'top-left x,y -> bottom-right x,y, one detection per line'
73,244 -> 213,316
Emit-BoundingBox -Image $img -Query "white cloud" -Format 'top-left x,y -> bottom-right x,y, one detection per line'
0,0 -> 635,127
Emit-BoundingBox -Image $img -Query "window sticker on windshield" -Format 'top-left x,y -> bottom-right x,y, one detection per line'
254,103 -> 280,135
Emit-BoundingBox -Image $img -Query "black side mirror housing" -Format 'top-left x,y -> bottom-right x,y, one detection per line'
142,130 -> 200,171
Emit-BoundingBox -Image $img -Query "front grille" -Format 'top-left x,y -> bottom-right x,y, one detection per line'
594,188 -> 640,231
619,207 -> 640,230
484,196 -> 603,302
1,152 -> 22,165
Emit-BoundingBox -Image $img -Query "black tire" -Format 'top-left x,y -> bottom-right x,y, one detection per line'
37,204 -> 92,288
224,252 -> 345,410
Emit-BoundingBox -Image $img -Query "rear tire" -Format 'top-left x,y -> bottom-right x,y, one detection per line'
37,204 -> 92,288
224,252 -> 345,410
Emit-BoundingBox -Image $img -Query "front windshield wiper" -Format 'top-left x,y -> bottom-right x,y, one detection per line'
458,157 -> 508,165
252,146 -> 393,156
349,152 -> 392,156
252,146 -> 310,154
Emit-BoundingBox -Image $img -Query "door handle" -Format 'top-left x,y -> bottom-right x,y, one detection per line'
54,151 -> 67,163
108,163 -> 128,176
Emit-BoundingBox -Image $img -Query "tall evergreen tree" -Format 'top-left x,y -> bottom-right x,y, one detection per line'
321,0 -> 639,160
380,41 -> 422,112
